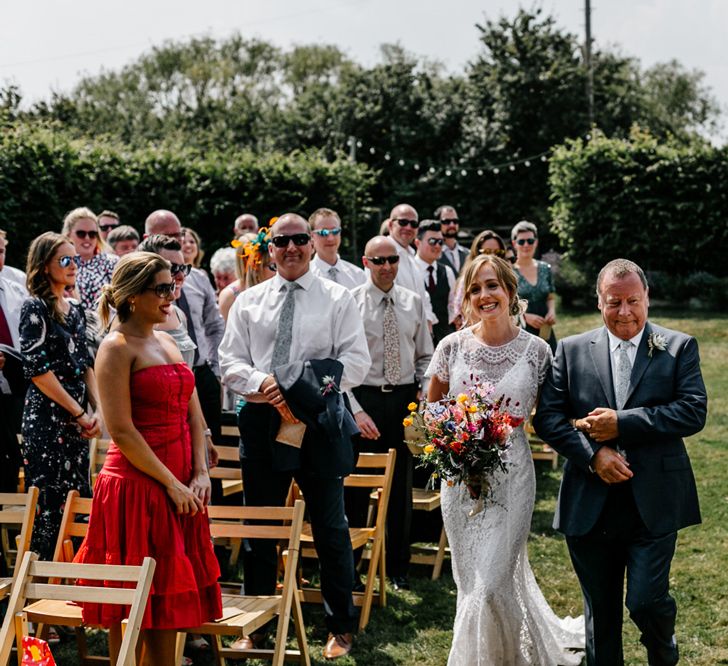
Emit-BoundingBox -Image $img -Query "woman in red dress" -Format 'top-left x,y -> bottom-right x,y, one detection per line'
74,252 -> 221,663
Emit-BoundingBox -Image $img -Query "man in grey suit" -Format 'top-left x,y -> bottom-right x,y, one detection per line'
534,258 -> 707,666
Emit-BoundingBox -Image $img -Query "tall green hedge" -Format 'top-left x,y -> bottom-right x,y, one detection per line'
548,129 -> 728,279
0,124 -> 376,268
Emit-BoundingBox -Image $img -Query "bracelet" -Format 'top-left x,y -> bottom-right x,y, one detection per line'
71,408 -> 86,421
203,428 -> 212,438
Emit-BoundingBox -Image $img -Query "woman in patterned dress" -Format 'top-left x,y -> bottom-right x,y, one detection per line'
62,207 -> 118,310
20,232 -> 102,559
511,220 -> 557,352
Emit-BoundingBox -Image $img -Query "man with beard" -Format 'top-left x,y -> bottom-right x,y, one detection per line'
435,205 -> 468,276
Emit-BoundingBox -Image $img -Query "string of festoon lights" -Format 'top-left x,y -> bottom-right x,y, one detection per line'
344,132 -> 594,177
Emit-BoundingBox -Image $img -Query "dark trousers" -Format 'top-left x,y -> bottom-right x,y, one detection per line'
0,392 -> 22,493
194,363 -> 223,504
566,484 -> 679,666
348,384 -> 416,578
240,458 -> 356,635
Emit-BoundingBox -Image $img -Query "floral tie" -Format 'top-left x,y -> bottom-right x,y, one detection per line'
383,295 -> 401,385
327,266 -> 339,283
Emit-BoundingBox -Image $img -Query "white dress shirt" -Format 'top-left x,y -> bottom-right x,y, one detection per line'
219,268 -> 371,397
347,282 -> 433,413
0,265 -> 26,290
606,327 -> 645,395
413,255 -> 456,290
181,267 -> 225,374
0,273 -> 28,394
311,254 -> 367,290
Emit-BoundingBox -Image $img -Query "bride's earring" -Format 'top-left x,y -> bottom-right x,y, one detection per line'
129,300 -> 136,313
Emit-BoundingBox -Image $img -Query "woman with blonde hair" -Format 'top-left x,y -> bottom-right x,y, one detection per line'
20,231 -> 102,559
427,253 -> 584,665
181,227 -> 204,268
62,207 -> 118,309
74,252 -> 221,664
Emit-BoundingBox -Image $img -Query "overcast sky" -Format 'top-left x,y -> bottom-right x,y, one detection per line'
2,0 -> 726,141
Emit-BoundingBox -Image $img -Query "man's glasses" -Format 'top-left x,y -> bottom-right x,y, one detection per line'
57,255 -> 81,268
426,238 -> 444,246
440,219 -> 459,226
98,223 -> 119,232
313,228 -> 341,237
170,263 -> 192,277
73,229 -> 98,240
145,282 -> 176,299
480,248 -> 506,257
516,238 -> 536,246
366,255 -> 400,265
270,233 -> 311,248
393,218 -> 418,229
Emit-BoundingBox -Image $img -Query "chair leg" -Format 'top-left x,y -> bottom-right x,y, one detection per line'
432,525 -> 448,580
291,590 -> 311,666
175,631 -> 186,666
14,613 -> 30,666
379,536 -> 387,608
210,634 -> 226,666
359,538 -> 381,631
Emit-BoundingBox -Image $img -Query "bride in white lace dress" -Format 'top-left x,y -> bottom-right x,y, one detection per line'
427,254 -> 584,666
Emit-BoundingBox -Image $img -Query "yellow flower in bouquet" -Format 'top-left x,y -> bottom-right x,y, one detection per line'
402,417 -> 413,427
407,402 -> 418,412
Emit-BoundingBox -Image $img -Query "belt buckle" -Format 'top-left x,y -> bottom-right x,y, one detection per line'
381,384 -> 394,393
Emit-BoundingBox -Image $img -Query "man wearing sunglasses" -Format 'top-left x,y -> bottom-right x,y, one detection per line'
97,210 -> 121,244
414,221 -> 457,346
309,208 -> 366,290
219,213 -> 371,659
384,204 -> 436,328
434,205 -> 468,276
347,235 -> 433,593
145,209 -> 225,445
0,229 -> 28,495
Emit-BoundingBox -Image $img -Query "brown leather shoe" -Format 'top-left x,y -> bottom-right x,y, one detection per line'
229,631 -> 266,651
323,632 -> 353,659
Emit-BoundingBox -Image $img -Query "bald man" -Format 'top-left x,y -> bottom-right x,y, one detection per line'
233,213 -> 259,237
219,214 -> 371,659
347,236 -> 433,590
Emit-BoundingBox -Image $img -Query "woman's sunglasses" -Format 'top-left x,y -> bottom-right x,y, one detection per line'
73,229 -> 98,240
366,255 -> 400,265
479,248 -> 505,257
313,228 -> 341,237
515,238 -> 536,246
145,282 -> 176,298
270,233 -> 311,248
170,263 -> 192,277
57,255 -> 81,268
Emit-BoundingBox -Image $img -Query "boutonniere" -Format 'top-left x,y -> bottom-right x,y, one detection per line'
647,332 -> 667,357
320,375 -> 341,396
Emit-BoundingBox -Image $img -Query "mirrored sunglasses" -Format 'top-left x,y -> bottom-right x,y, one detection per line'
426,238 -> 445,246
170,263 -> 192,277
270,233 -> 311,248
366,255 -> 400,265
479,248 -> 506,257
58,255 -> 81,268
313,227 -> 342,237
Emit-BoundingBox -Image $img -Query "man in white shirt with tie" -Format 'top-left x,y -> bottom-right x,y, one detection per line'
386,203 -> 436,326
219,213 -> 371,659
309,207 -> 366,290
435,205 -> 468,276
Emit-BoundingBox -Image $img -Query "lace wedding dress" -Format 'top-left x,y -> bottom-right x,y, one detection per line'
427,328 -> 585,666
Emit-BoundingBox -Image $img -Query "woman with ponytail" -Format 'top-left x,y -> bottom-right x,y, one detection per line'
75,252 -> 221,664
20,232 -> 102,559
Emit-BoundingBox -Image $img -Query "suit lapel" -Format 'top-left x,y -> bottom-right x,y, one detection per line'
624,322 -> 653,407
589,327 -> 616,408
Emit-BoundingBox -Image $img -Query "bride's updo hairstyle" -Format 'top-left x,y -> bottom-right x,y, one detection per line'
98,252 -> 170,329
460,253 -> 525,323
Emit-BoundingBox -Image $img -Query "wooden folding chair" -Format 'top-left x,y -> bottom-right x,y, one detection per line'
409,488 -> 449,580
185,499 -> 310,666
209,445 -> 243,499
0,488 -> 39,598
526,409 -> 559,469
88,438 -> 112,488
0,551 -> 155,666
299,449 -> 396,631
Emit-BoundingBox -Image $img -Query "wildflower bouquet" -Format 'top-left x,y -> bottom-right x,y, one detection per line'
404,382 -> 524,511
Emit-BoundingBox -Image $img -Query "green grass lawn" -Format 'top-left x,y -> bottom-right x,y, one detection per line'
54,309 -> 728,665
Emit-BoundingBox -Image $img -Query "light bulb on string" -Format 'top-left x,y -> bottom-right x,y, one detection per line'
445,169 -> 452,176
369,147 -> 376,155
398,159 -> 405,166
509,165 -> 516,171
414,164 -> 420,171
477,169 -> 483,176
524,160 -> 531,167
356,141 -> 362,148
541,155 -> 547,162
460,169 -> 467,176
384,153 -> 391,161
429,167 -> 436,174
493,168 -> 499,174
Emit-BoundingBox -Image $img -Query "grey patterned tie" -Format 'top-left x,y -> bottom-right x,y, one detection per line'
270,282 -> 301,370
383,295 -> 401,385
615,340 -> 633,409
327,266 -> 339,283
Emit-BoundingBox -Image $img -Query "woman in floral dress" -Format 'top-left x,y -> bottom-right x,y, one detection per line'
20,232 -> 102,559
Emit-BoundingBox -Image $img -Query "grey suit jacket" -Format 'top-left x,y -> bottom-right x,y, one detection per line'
533,322 -> 707,536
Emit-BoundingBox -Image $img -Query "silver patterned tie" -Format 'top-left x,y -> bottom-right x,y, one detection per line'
383,295 -> 401,385
327,266 -> 339,283
615,340 -> 632,409
270,282 -> 301,370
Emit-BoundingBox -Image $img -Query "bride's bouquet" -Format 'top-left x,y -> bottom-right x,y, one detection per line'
404,381 -> 524,514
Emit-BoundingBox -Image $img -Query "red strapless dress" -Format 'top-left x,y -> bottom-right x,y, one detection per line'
74,363 -> 222,630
